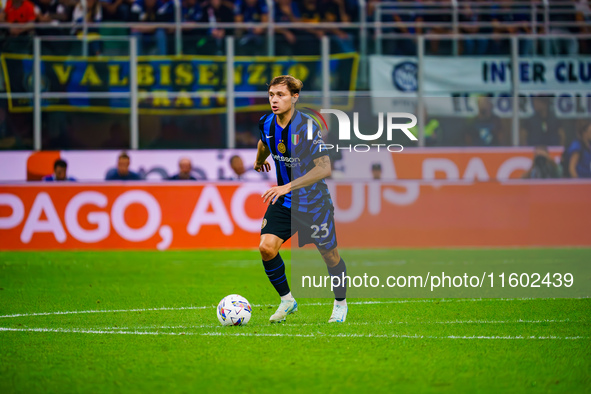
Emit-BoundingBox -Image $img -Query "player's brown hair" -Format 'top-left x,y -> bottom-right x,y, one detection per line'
268,75 -> 303,96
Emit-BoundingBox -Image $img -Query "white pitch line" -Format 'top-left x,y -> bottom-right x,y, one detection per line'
1,297 -> 588,320
0,327 -> 587,340
351,318 -> 578,325
0,305 -> 213,319
88,319 -> 579,331
0,327 -> 175,335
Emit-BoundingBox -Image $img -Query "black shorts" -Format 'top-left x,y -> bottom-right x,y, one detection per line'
260,202 -> 338,252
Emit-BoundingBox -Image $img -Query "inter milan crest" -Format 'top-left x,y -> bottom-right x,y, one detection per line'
277,141 -> 287,154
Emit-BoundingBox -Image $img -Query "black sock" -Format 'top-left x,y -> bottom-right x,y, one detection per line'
263,253 -> 290,297
327,258 -> 347,301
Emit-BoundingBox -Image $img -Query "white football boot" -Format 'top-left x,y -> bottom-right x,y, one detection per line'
328,304 -> 348,323
269,299 -> 298,323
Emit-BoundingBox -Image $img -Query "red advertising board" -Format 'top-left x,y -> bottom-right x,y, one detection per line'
0,181 -> 589,250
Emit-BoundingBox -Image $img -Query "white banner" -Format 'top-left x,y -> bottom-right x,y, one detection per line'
0,147 -> 564,183
370,56 -> 591,118
0,150 -> 272,182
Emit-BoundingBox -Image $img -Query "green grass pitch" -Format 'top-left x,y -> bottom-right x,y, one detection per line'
0,249 -> 589,393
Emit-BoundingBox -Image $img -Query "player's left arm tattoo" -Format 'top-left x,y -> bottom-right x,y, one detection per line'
314,155 -> 330,170
290,155 -> 332,191
262,155 -> 332,204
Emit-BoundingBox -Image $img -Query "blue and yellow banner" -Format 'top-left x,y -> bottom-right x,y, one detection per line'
1,53 -> 358,115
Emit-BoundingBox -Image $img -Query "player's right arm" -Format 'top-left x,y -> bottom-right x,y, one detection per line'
254,140 -> 272,172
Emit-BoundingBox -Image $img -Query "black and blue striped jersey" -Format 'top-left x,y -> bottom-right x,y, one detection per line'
259,110 -> 333,213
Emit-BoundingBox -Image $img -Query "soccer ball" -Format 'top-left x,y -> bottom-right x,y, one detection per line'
217,294 -> 252,326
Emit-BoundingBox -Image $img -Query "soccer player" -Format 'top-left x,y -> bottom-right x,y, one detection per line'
254,75 -> 348,324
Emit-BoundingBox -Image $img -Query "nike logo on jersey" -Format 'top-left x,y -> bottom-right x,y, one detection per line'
266,135 -> 274,139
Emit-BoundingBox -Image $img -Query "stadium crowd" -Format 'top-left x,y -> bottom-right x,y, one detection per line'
41,151 -> 265,180
0,0 -> 359,55
0,1 -> 589,153
0,0 -> 589,55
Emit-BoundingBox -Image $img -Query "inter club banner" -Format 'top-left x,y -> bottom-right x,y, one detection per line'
0,182 -> 589,250
370,55 -> 591,118
0,53 -> 358,114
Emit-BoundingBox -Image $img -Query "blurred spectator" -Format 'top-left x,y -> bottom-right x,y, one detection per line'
575,0 -> 591,20
43,159 -> 76,181
343,0 -> 357,22
521,97 -> 565,147
105,151 -> 141,180
460,3 -> 488,55
34,0 -> 68,56
486,1 -> 531,55
299,0 -> 326,54
199,0 -> 235,54
35,0 -> 68,23
424,0 -> 452,55
365,0 -> 377,23
55,0 -> 78,25
320,0 -> 354,53
169,157 -> 197,180
576,0 -> 591,54
488,1 -> 508,55
182,0 -> 203,22
371,163 -> 381,180
274,0 -> 301,55
229,154 -> 246,179
72,0 -> 103,54
4,0 -> 36,37
503,2 -> 534,55
101,0 -> 133,21
387,0 -> 422,55
229,154 -> 269,180
366,0 -> 390,52
548,1 -> 579,55
130,0 -> 174,55
564,122 -> 591,178
465,97 -> 502,146
72,0 -> 103,26
180,0 -> 203,54
521,146 -> 560,179
234,0 -> 268,54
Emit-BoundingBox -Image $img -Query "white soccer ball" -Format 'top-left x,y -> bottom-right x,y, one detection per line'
217,294 -> 252,326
